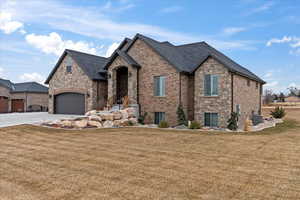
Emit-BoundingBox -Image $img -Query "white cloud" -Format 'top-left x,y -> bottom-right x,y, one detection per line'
222,27 -> 247,36
160,6 -> 183,14
19,72 -> 45,83
264,71 -> 273,79
25,32 -> 98,56
266,36 -> 293,46
1,0 -> 256,51
105,42 -> 120,57
266,36 -> 300,56
0,67 -> 6,78
265,81 -> 278,87
246,1 -> 275,16
0,11 -> 24,34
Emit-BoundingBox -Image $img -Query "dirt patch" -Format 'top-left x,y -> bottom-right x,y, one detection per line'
0,108 -> 299,199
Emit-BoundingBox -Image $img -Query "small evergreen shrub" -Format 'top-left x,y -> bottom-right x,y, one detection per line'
270,106 -> 286,119
158,120 -> 169,128
177,104 -> 187,126
138,112 -> 148,124
189,121 -> 201,129
227,112 -> 239,131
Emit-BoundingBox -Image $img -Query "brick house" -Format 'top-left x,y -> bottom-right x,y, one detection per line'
45,49 -> 108,115
46,34 -> 265,128
0,78 -> 48,113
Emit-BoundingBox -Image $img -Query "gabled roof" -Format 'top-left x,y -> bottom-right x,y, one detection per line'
45,49 -> 108,84
0,78 -> 15,90
0,78 -> 48,93
103,49 -> 140,70
12,82 -> 48,93
105,33 -> 265,84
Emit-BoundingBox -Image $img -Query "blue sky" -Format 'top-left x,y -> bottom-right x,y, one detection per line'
0,0 -> 299,93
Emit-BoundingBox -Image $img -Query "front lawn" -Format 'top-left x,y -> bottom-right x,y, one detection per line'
0,109 -> 299,199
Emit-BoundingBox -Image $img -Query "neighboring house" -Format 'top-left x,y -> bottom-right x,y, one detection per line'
45,49 -> 108,115
0,79 -> 48,113
46,33 -> 265,128
285,95 -> 300,103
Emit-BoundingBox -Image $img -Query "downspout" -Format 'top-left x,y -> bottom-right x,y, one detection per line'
231,73 -> 234,113
137,67 -> 140,116
179,73 -> 182,105
259,83 -> 262,115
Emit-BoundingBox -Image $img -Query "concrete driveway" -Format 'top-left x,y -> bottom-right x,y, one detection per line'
0,112 -> 81,128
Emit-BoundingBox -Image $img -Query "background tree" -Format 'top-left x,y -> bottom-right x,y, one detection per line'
287,87 -> 300,97
263,89 -> 274,105
279,92 -> 285,102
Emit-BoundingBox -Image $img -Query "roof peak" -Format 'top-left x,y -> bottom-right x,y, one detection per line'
66,49 -> 107,59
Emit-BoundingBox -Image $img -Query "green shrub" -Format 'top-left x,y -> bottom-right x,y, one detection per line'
227,112 -> 239,131
189,121 -> 201,129
270,106 -> 286,119
158,120 -> 169,128
176,104 -> 187,126
138,112 -> 148,124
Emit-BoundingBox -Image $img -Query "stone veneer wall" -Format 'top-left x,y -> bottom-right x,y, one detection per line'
48,55 -> 97,113
107,56 -> 138,105
233,75 -> 261,129
194,57 -> 232,128
127,39 -> 181,126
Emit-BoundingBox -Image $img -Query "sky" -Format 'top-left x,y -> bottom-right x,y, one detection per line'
0,0 -> 300,93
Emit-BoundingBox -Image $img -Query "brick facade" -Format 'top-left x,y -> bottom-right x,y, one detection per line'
48,55 -> 107,113
194,58 -> 232,128
128,39 -> 181,125
233,74 -> 262,128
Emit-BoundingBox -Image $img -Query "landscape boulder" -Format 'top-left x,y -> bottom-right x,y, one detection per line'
112,111 -> 122,120
61,120 -> 73,127
100,113 -> 114,121
73,119 -> 88,128
120,110 -> 128,119
88,115 -> 102,122
85,110 -> 97,116
103,120 -> 114,128
88,120 -> 102,128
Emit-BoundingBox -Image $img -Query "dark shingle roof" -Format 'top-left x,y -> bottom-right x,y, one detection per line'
120,34 -> 265,83
45,49 -> 108,84
0,78 -> 48,93
0,78 -> 14,90
12,82 -> 48,93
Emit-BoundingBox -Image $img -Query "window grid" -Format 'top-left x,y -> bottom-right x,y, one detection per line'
154,112 -> 165,124
204,74 -> 219,96
154,76 -> 165,97
204,113 -> 218,127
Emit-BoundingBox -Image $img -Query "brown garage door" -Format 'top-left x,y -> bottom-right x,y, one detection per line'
0,96 -> 9,113
11,99 -> 24,112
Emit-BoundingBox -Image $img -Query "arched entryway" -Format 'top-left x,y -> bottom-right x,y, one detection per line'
116,67 -> 128,104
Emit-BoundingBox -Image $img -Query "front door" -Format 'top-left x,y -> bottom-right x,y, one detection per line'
116,67 -> 128,103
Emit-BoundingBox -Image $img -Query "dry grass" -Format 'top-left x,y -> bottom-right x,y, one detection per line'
0,109 -> 300,199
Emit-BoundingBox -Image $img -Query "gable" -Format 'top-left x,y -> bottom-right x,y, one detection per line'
45,50 -> 107,84
48,54 -> 90,86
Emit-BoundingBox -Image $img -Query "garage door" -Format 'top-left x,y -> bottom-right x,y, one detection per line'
54,93 -> 85,115
0,96 -> 8,113
11,99 -> 24,112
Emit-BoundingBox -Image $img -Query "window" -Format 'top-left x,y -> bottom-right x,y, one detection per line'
154,76 -> 165,96
66,65 -> 72,73
65,56 -> 73,73
236,104 -> 241,115
256,82 -> 259,89
247,80 -> 251,87
154,112 -> 165,124
204,74 -> 219,96
204,113 -> 218,127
